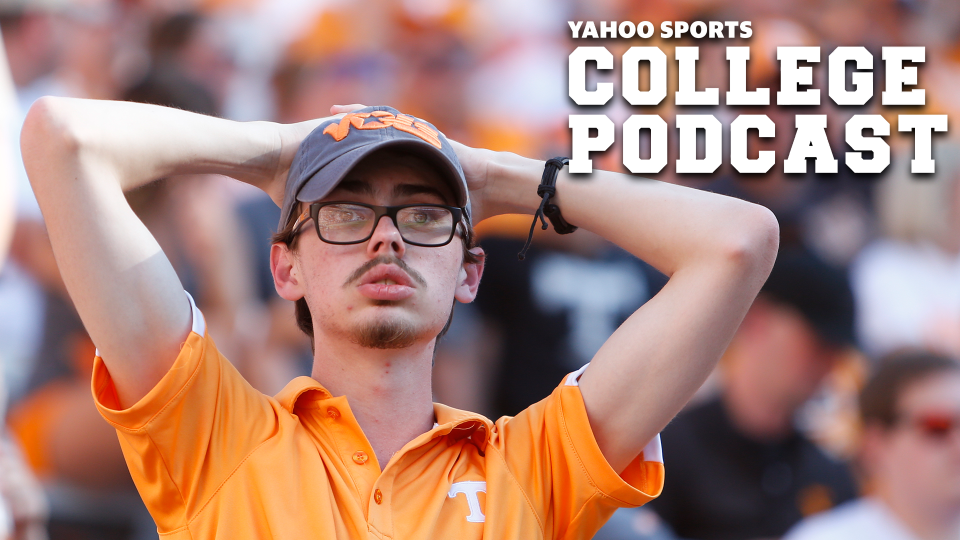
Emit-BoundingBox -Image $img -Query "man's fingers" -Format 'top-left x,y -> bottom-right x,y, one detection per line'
330,104 -> 367,114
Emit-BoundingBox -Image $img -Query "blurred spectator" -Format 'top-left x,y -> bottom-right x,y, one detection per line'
54,2 -> 122,100
0,24 -> 48,540
0,435 -> 47,540
648,249 -> 859,540
271,52 -> 396,124
852,141 -> 960,360
784,350 -> 960,540
0,6 -> 64,107
390,24 -> 472,140
135,12 -> 233,113
0,27 -> 15,267
0,2 -> 63,408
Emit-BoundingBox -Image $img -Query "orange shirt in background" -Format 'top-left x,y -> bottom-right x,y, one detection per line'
92,296 -> 664,539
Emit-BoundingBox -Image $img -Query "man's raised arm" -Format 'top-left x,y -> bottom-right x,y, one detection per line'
466,149 -> 780,473
20,97 -> 311,408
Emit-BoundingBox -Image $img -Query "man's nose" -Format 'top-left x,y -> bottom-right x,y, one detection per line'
367,215 -> 406,257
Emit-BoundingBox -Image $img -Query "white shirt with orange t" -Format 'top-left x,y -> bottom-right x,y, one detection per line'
92,294 -> 664,539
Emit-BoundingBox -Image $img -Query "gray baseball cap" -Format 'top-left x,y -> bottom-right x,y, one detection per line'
279,105 -> 470,231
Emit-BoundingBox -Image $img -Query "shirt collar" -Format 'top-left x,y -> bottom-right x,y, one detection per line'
275,376 -> 333,411
432,402 -> 493,451
275,377 -> 493,450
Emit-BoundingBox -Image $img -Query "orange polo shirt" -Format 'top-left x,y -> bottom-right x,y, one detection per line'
92,295 -> 664,539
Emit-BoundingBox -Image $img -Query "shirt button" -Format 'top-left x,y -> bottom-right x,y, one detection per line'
352,451 -> 368,465
374,489 -> 383,504
326,407 -> 341,419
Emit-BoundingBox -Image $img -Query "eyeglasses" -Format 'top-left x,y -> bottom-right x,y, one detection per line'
896,412 -> 960,442
289,202 -> 464,247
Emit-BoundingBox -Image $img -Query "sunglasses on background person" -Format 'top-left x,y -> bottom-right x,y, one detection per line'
895,411 -> 960,442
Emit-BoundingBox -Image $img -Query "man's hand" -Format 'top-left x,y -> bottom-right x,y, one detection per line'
447,140 -> 499,222
267,107 -> 360,206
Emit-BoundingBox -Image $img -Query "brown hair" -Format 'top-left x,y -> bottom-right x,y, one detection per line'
271,202 -> 480,345
860,349 -> 960,428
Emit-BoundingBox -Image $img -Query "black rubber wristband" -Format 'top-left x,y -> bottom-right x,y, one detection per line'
518,157 -> 577,260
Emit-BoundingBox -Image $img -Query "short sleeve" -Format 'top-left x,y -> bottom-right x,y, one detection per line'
490,365 -> 665,539
91,293 -> 280,532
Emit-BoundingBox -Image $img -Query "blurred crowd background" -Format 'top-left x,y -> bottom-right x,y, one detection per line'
1,0 -> 960,539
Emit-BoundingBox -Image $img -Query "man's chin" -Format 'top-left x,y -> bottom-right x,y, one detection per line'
351,319 -> 420,349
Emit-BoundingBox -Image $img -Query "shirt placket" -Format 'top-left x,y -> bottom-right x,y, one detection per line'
366,425 -> 455,539
317,397 -> 382,516
367,463 -> 397,539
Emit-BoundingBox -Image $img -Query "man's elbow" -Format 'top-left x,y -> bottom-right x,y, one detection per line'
21,97 -> 82,186
722,204 -> 779,278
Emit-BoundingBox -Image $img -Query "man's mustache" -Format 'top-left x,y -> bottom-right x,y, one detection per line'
343,256 -> 427,288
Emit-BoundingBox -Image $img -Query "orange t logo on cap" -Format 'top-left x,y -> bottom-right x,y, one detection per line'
323,111 -> 443,149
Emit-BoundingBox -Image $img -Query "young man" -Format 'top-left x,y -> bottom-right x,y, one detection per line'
20,98 -> 778,539
649,249 -> 859,539
784,351 -> 960,540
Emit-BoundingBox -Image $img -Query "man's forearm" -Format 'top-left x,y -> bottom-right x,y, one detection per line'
482,151 -> 777,277
25,97 -> 281,192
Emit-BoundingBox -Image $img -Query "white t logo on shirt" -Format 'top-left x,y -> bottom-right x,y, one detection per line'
448,481 -> 486,523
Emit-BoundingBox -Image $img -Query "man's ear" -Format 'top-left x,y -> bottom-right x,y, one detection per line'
455,246 -> 485,303
270,243 -> 305,301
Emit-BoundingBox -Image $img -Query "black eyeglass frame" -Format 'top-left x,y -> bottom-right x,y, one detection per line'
289,201 -> 465,247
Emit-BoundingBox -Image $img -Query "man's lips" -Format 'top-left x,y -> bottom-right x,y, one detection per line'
356,265 -> 416,301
